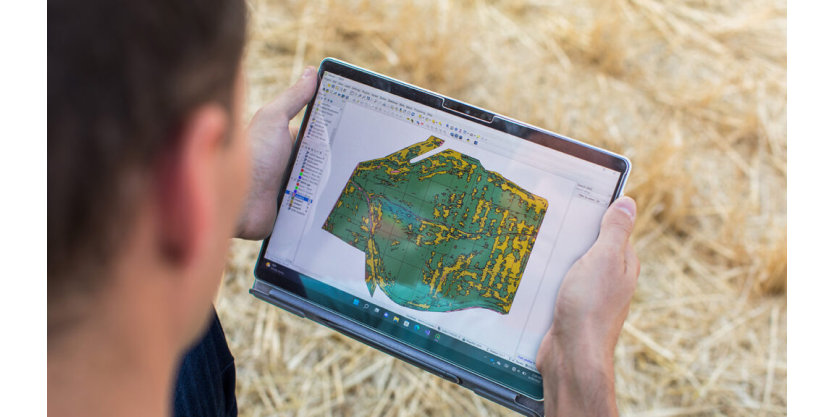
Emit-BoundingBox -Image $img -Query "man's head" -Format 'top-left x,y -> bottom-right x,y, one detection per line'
49,0 -> 248,347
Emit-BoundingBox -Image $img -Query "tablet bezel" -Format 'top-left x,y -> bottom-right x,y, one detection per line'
251,58 -> 631,416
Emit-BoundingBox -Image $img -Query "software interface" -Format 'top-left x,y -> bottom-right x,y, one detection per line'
264,71 -> 621,373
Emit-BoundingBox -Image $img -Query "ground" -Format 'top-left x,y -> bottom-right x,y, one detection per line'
217,0 -> 787,415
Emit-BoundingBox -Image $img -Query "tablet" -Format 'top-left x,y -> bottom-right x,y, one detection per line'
251,58 -> 630,416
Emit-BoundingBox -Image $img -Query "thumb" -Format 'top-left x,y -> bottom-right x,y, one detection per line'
595,196 -> 637,252
269,66 -> 318,120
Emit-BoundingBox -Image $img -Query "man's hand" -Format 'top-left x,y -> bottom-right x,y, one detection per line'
536,196 -> 640,417
236,67 -> 317,240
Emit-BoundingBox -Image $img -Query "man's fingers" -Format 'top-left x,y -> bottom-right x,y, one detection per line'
269,66 -> 317,120
625,242 -> 640,281
595,196 -> 637,253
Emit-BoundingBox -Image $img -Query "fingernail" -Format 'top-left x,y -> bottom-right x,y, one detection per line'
301,67 -> 314,79
613,197 -> 636,221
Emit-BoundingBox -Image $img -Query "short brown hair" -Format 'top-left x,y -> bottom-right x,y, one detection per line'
48,0 -> 246,329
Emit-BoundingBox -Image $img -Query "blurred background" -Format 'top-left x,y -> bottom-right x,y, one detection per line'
218,0 -> 786,415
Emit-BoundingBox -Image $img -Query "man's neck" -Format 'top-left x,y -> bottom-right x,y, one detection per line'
48,289 -> 179,417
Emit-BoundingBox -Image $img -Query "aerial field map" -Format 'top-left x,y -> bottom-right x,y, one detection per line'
323,136 -> 548,314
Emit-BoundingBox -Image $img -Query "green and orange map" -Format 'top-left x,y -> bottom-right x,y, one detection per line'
323,136 -> 548,314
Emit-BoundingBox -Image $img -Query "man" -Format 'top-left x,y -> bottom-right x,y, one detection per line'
48,1 -> 639,416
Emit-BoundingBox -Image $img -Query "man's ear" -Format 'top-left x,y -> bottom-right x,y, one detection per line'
154,104 -> 229,266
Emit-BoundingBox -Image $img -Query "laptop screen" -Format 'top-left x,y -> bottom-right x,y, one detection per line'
260,70 -> 624,399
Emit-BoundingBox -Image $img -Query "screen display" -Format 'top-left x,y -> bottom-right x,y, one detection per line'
260,70 -> 624,399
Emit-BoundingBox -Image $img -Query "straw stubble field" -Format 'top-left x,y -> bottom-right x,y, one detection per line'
217,0 -> 787,415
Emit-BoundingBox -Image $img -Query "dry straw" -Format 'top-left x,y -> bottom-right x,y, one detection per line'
218,0 -> 787,415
